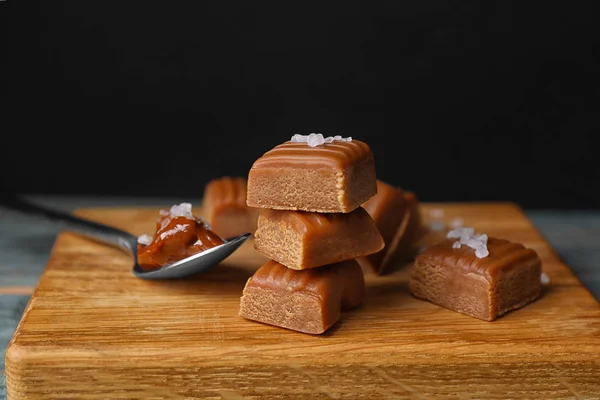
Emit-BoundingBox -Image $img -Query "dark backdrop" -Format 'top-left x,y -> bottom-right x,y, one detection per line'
2,1 -> 599,209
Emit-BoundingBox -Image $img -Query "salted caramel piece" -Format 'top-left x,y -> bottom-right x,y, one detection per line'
246,139 -> 377,213
358,185 -> 424,275
392,190 -> 425,263
254,206 -> 384,270
202,176 -> 259,239
239,259 -> 366,334
358,180 -> 409,275
409,236 -> 542,321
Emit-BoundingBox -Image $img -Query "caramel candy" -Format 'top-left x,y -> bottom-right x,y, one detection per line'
358,180 -> 409,275
392,190 -> 425,263
409,236 -> 543,321
239,258 -> 366,334
202,176 -> 259,239
253,206 -> 384,270
358,183 -> 424,275
246,139 -> 377,213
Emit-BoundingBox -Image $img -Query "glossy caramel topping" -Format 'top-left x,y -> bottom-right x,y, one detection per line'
258,206 -> 375,235
360,180 -> 408,272
362,180 -> 407,236
250,140 -> 373,169
203,176 -> 248,210
416,237 -> 541,281
248,258 -> 364,306
137,214 -> 224,271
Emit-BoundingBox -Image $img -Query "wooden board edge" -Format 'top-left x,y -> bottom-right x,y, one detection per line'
6,359 -> 600,399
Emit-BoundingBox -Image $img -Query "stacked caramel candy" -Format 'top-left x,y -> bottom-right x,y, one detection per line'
239,133 -> 384,334
357,179 -> 425,275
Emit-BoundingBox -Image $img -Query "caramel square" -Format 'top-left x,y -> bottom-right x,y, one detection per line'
239,259 -> 366,334
359,182 -> 424,275
409,236 -> 542,321
246,139 -> 377,213
391,190 -> 425,263
253,206 -> 384,270
359,180 -> 409,274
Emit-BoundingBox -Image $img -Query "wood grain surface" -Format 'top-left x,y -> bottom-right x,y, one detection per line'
5,203 -> 600,399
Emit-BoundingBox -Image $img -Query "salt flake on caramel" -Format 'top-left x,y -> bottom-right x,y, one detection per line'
290,133 -> 352,147
447,226 -> 489,258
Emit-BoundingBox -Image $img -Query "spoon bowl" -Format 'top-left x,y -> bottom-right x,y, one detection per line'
0,195 -> 251,279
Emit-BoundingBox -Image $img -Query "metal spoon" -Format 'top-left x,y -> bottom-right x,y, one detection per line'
0,194 -> 251,279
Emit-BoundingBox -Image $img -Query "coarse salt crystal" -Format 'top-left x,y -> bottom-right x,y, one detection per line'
460,231 -> 474,244
475,246 -> 489,258
159,202 -> 195,229
169,202 -> 194,219
290,134 -> 309,143
452,241 -> 461,249
474,233 -> 488,244
462,227 -> 475,237
541,272 -> 550,284
137,234 -> 153,246
465,238 -> 484,249
446,228 -> 462,239
290,133 -> 352,147
307,133 -> 325,147
448,226 -> 489,258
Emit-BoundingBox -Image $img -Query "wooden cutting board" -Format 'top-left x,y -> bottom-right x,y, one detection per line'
5,203 -> 600,399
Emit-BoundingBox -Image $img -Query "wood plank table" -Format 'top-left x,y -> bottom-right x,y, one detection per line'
1,196 -> 600,399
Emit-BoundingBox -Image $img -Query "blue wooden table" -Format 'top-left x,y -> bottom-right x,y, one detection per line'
1,196 -> 599,399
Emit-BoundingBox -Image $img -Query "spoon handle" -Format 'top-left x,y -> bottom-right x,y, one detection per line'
0,194 -> 138,254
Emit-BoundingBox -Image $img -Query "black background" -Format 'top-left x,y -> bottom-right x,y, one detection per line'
2,1 -> 599,209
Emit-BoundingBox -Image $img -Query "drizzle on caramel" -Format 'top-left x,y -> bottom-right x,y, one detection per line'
137,213 -> 224,271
